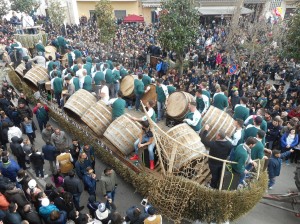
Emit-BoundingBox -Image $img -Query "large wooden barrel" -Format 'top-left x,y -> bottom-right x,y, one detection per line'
81,100 -> 112,136
141,84 -> 157,106
15,62 -> 26,76
104,114 -> 141,155
120,75 -> 137,98
201,106 -> 236,141
45,46 -> 57,60
23,65 -> 49,88
64,89 -> 97,118
166,123 -> 207,171
166,91 -> 194,120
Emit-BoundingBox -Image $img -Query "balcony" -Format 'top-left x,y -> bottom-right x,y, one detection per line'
197,0 -> 268,6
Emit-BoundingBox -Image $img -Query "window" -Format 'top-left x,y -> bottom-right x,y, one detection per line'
114,10 -> 126,19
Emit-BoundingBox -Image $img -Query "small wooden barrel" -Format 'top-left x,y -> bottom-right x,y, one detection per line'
64,89 -> 97,118
141,84 -> 157,106
81,100 -> 112,136
120,75 -> 137,98
150,56 -> 160,68
166,123 -> 206,171
45,46 -> 57,60
15,62 -> 26,76
45,81 -> 51,91
23,65 -> 49,88
166,91 -> 194,120
104,114 -> 141,155
201,106 -> 236,141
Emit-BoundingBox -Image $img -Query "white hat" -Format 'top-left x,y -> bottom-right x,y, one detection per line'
41,198 -> 50,207
95,203 -> 109,220
28,179 -> 37,189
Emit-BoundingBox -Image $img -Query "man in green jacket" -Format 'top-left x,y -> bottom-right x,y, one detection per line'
213,86 -> 228,111
35,40 -> 45,56
73,48 -> 82,59
112,64 -> 121,98
244,108 -> 267,132
183,102 -> 202,133
71,74 -> 80,92
66,47 -> 75,67
92,63 -> 105,98
82,71 -> 93,92
233,97 -> 250,121
231,137 -> 257,185
111,91 -> 126,120
134,74 -> 145,111
167,80 -> 176,95
51,71 -> 63,108
244,116 -> 265,145
57,36 -> 68,54
156,78 -> 169,121
104,64 -> 114,98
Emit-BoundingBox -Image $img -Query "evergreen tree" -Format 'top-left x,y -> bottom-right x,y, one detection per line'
285,4 -> 300,61
158,0 -> 199,75
10,0 -> 36,14
47,0 -> 66,29
95,0 -> 116,44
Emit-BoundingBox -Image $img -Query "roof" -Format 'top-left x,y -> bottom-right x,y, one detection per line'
123,15 -> 145,23
196,6 -> 254,15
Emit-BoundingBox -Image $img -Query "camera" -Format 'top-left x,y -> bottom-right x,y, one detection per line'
141,198 -> 148,206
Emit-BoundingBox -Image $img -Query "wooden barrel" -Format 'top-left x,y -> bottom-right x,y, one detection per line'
166,123 -> 207,171
166,91 -> 194,120
104,114 -> 141,155
15,62 -> 26,76
141,84 -> 157,106
23,65 -> 49,88
45,81 -> 51,91
120,75 -> 137,98
201,105 -> 236,141
45,46 -> 57,60
64,89 -> 97,118
81,100 -> 112,136
150,56 -> 160,68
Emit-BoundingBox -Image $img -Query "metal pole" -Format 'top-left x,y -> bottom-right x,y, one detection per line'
219,161 -> 226,190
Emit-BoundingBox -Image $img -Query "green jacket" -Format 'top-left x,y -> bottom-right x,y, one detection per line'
73,77 -> 80,91
167,85 -> 176,95
57,36 -> 67,47
231,144 -> 249,174
106,60 -> 113,70
244,125 -> 266,145
196,97 -> 205,113
120,68 -> 128,77
72,64 -> 79,74
134,79 -> 145,95
185,111 -> 202,131
203,89 -> 211,99
156,85 -> 168,103
142,75 -> 152,87
74,49 -> 82,59
36,43 -> 45,52
53,77 -> 63,94
248,117 -> 267,132
213,93 -> 228,110
112,98 -> 126,120
251,140 -> 264,160
83,76 -> 93,92
112,70 -> 121,83
105,69 -> 113,84
93,71 -> 105,85
48,61 -> 58,73
233,105 -> 250,121
83,63 -> 92,77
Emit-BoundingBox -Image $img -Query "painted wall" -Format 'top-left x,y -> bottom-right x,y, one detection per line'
76,1 -> 142,18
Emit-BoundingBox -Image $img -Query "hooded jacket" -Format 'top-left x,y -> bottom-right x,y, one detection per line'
7,126 -> 22,143
10,136 -> 24,158
0,159 -> 20,181
39,204 -> 59,221
4,188 -> 29,208
47,210 -> 67,224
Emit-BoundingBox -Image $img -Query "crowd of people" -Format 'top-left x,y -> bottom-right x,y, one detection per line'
0,8 -> 300,223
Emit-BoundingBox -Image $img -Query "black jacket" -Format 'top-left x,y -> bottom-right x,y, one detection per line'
22,210 -> 42,224
0,175 -> 12,193
63,176 -> 83,195
29,152 -> 45,167
10,136 -> 25,158
201,130 -> 233,166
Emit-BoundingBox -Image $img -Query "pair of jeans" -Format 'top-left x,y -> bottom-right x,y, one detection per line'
209,163 -> 222,189
135,94 -> 142,110
26,132 -> 35,144
48,160 -> 56,173
134,136 -> 156,160
268,177 -> 275,188
55,92 -> 62,107
37,119 -> 47,132
157,101 -> 165,120
34,165 -> 44,178
105,189 -> 116,209
108,83 -> 115,99
73,193 -> 81,210
114,82 -> 120,98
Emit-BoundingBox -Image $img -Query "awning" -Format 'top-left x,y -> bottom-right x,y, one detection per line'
197,6 -> 254,15
123,14 -> 145,23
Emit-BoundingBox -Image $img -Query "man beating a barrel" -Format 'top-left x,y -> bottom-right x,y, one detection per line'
130,121 -> 156,170
183,102 -> 202,134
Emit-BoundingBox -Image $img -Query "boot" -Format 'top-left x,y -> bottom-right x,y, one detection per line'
130,154 -> 139,161
150,160 -> 155,170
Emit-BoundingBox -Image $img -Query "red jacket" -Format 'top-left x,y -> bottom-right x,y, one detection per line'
33,105 -> 49,114
0,193 -> 9,210
288,109 -> 300,119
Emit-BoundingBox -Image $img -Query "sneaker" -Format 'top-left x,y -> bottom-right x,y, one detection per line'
130,154 -> 139,161
286,161 -> 290,166
42,174 -> 49,179
127,106 -> 132,110
268,186 -> 273,190
136,109 -> 141,112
